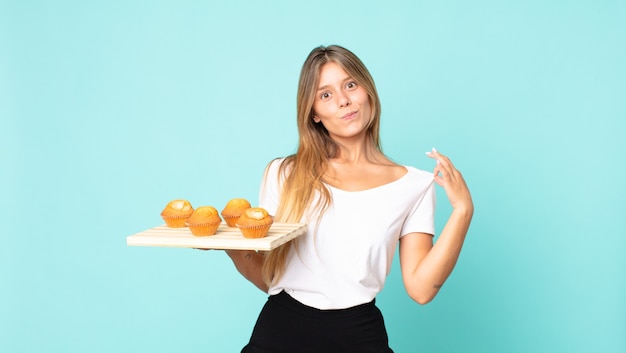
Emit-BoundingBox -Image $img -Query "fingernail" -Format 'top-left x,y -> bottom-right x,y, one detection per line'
436,159 -> 441,165
432,147 -> 438,153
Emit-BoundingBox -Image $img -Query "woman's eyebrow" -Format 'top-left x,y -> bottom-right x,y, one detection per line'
317,76 -> 352,91
317,84 -> 330,92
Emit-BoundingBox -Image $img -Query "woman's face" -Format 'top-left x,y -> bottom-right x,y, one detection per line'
312,62 -> 372,141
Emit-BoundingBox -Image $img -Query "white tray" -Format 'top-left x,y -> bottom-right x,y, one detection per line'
126,222 -> 307,251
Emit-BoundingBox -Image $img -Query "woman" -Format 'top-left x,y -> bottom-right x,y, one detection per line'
226,45 -> 473,353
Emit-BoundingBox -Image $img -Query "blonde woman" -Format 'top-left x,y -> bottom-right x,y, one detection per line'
226,45 -> 473,353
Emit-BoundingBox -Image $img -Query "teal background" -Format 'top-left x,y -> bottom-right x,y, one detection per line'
1,1 -> 624,352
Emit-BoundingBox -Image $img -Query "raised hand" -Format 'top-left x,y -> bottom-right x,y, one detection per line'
426,148 -> 473,213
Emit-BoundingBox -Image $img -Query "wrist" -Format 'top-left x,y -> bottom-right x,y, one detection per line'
224,249 -> 241,259
452,204 -> 474,218
225,249 -> 257,260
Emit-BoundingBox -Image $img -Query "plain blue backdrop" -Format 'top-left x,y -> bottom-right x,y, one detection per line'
1,1 -> 624,352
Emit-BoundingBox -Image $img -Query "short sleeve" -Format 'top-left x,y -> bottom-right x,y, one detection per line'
258,158 -> 284,217
400,178 -> 436,237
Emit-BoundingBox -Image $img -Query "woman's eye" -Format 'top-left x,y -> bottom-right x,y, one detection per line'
320,92 -> 331,99
346,81 -> 357,89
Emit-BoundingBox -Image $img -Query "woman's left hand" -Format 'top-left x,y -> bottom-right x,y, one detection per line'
426,148 -> 473,213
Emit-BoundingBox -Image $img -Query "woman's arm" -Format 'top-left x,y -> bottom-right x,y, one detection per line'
224,250 -> 268,293
223,160 -> 280,294
399,149 -> 474,304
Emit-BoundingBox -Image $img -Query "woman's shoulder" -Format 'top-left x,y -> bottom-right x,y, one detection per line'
264,156 -> 295,181
382,156 -> 433,181
402,165 -> 435,186
404,165 -> 433,177
266,156 -> 292,171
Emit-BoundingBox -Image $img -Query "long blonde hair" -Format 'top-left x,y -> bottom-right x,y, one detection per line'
261,45 -> 383,286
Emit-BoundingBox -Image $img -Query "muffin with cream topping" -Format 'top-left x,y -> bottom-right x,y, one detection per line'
160,199 -> 194,228
236,207 -> 273,238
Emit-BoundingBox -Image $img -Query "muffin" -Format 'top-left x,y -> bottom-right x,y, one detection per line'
185,206 -> 222,236
221,198 -> 252,227
161,199 -> 194,228
236,207 -> 273,238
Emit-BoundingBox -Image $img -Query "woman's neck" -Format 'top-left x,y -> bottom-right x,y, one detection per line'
331,138 -> 384,166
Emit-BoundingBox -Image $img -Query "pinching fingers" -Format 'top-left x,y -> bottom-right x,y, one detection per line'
425,147 -> 457,186
424,148 -> 473,210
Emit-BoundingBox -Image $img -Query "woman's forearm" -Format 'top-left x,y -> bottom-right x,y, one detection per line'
225,250 -> 268,293
422,206 -> 472,279
403,206 -> 473,304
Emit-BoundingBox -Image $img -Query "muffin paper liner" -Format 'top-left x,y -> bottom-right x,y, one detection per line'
236,223 -> 273,239
222,215 -> 242,227
161,214 -> 191,228
186,221 -> 221,236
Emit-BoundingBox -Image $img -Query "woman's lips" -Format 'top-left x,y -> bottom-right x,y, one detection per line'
342,110 -> 358,119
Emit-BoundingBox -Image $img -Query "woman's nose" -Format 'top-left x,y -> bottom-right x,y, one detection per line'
338,92 -> 351,107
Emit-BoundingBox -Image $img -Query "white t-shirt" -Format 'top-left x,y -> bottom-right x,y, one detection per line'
259,158 -> 436,310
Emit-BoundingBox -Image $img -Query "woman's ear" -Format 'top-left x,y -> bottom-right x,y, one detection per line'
312,115 -> 321,123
